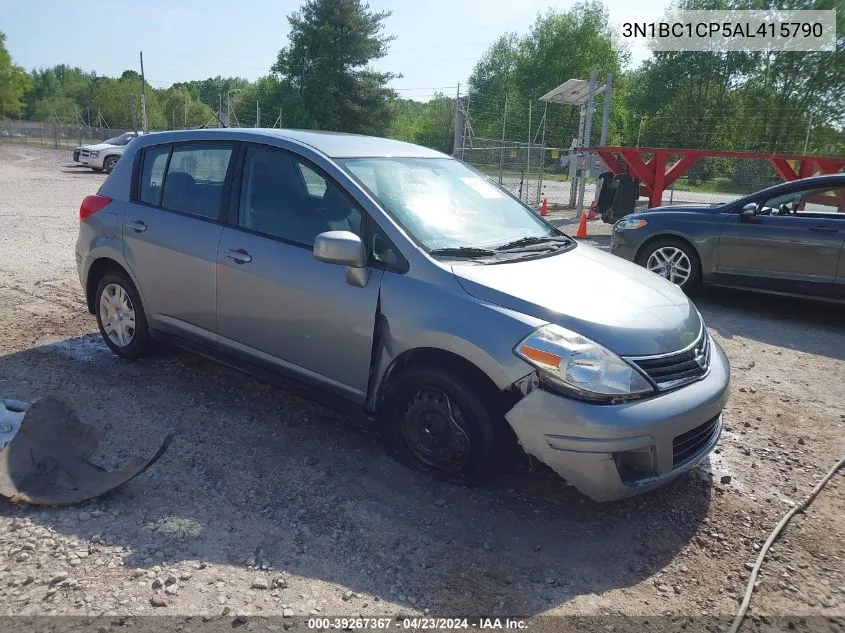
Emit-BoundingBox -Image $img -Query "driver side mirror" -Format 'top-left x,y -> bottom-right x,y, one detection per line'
313,231 -> 369,287
740,203 -> 758,222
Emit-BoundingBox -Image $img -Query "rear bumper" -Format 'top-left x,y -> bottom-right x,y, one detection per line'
505,336 -> 730,502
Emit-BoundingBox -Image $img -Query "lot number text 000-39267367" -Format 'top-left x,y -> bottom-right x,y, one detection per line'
307,618 -> 528,630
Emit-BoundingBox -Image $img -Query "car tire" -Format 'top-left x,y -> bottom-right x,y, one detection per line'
637,237 -> 701,291
94,271 -> 151,360
380,366 -> 503,486
103,156 -> 118,174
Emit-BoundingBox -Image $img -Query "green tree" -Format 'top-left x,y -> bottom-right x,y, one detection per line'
389,98 -> 426,142
270,0 -> 397,135
33,96 -> 79,123
625,0 -> 844,154
413,94 -> 455,153
468,2 -> 623,147
0,32 -> 31,118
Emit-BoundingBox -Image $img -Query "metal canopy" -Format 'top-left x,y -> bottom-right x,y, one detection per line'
539,78 -> 605,106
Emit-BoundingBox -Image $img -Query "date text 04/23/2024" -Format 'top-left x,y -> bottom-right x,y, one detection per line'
307,618 -> 528,630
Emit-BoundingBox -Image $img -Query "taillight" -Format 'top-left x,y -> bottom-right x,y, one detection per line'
79,194 -> 112,221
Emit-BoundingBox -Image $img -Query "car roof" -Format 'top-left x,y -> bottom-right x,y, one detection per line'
761,173 -> 845,192
131,128 -> 447,159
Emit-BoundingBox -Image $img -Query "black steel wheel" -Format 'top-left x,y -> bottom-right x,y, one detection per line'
381,366 -> 500,485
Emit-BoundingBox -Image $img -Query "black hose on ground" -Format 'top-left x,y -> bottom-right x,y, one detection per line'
728,456 -> 845,633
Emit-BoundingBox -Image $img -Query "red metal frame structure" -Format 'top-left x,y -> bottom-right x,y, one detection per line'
587,146 -> 845,208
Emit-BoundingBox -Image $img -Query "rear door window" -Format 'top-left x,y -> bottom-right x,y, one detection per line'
161,145 -> 233,220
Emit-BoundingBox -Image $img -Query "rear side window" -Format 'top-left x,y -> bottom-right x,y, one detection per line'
161,146 -> 233,220
140,146 -> 170,206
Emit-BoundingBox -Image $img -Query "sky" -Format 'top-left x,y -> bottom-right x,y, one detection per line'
3,0 -> 670,102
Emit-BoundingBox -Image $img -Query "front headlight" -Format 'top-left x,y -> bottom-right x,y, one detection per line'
515,324 -> 654,402
89,150 -> 99,157
614,217 -> 648,231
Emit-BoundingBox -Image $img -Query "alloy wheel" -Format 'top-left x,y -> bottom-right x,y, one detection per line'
646,246 -> 692,286
99,283 -> 136,347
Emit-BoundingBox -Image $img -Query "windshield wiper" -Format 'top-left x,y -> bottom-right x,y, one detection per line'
428,246 -> 497,258
495,235 -> 572,251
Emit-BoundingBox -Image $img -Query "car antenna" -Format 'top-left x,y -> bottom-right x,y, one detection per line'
211,111 -> 229,128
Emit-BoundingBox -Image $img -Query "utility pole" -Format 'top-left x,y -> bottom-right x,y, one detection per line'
184,99 -> 187,129
256,100 -> 260,128
498,94 -> 507,185
575,71 -> 598,215
599,73 -> 613,147
128,93 -> 138,134
803,114 -> 812,154
452,83 -> 462,157
526,101 -> 532,203
139,51 -> 148,133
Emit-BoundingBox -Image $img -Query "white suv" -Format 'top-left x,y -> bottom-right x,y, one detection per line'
74,132 -> 143,173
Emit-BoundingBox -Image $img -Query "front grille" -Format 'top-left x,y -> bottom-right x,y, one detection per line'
673,415 -> 720,468
80,149 -> 90,157
628,330 -> 710,391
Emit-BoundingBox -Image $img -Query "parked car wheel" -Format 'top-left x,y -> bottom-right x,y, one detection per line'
95,271 -> 151,359
637,237 -> 701,290
381,367 -> 500,486
103,156 -> 119,174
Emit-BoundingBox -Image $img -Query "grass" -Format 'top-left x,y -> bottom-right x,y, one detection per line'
671,177 -> 749,195
474,165 -> 571,182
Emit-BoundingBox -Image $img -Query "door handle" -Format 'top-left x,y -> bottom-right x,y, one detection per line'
226,248 -> 252,264
126,220 -> 147,233
808,225 -> 838,233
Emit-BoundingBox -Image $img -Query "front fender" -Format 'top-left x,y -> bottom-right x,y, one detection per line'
369,270 -> 542,409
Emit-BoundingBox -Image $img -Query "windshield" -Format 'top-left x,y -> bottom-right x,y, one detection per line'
104,133 -> 136,146
340,157 -> 558,252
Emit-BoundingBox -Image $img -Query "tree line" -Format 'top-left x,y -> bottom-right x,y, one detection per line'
0,0 -> 842,157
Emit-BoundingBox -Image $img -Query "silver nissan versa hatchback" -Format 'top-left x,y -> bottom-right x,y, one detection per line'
76,129 -> 730,502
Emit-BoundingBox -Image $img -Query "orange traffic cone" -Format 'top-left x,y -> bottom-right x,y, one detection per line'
575,212 -> 588,238
587,200 -> 597,220
539,197 -> 548,217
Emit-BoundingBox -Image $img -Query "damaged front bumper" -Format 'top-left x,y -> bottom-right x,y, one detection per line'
505,338 -> 730,502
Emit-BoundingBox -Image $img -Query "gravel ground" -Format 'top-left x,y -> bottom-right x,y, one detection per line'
0,145 -> 843,628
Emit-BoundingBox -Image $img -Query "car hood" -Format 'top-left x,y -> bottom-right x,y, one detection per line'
451,244 -> 703,356
638,204 -> 724,216
82,143 -> 123,152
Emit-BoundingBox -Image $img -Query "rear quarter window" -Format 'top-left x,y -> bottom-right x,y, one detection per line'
139,146 -> 171,206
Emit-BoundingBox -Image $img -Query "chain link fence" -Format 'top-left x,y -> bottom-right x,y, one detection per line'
459,139 -> 562,210
0,119 -> 135,151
